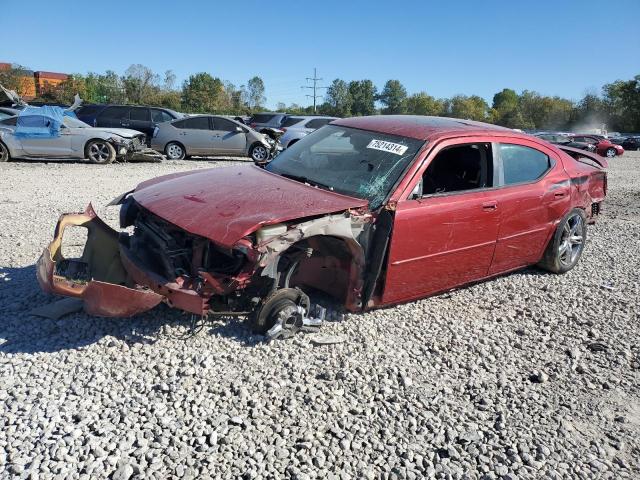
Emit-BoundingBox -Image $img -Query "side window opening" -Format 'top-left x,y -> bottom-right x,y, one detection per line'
498,144 -> 551,185
421,143 -> 493,196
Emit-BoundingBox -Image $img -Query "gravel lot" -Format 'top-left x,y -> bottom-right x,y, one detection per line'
1,153 -> 639,480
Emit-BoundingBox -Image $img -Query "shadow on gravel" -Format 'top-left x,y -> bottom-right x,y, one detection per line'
0,265 -> 204,354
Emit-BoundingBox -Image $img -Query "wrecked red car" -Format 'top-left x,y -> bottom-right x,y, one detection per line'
37,116 -> 607,338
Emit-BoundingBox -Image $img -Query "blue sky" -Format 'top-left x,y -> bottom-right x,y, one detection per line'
2,0 -> 639,109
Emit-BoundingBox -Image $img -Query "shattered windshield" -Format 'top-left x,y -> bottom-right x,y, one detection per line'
266,125 -> 424,209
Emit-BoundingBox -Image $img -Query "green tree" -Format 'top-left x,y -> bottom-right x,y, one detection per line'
0,64 -> 34,99
348,80 -> 377,116
181,73 -> 225,113
444,95 -> 489,121
246,76 -> 266,110
53,74 -> 87,104
378,79 -> 407,114
405,92 -> 443,116
122,64 -> 159,104
324,79 -> 352,117
602,76 -> 640,131
84,71 -> 125,104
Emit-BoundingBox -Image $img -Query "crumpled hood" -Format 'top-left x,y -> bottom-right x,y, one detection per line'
92,127 -> 144,138
131,165 -> 368,248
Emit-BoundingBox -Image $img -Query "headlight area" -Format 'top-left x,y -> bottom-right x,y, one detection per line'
118,199 -> 263,316
109,136 -> 133,157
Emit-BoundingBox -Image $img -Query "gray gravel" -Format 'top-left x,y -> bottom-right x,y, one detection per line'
1,153 -> 639,479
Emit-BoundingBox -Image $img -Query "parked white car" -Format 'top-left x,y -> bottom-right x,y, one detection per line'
279,116 -> 337,148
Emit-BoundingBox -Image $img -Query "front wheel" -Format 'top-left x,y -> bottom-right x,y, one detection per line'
86,140 -> 116,164
0,141 -> 9,162
538,209 -> 587,274
250,143 -> 269,164
605,147 -> 617,158
165,142 -> 185,160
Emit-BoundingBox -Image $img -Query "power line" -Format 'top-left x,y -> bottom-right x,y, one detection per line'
301,68 -> 328,113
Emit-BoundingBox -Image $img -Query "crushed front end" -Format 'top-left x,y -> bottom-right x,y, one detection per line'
36,191 -> 372,327
111,134 -> 164,162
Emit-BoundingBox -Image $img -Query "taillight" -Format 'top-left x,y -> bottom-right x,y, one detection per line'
281,128 -> 287,133
250,122 -> 257,128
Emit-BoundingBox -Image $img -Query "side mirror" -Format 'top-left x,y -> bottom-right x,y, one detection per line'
235,126 -> 243,133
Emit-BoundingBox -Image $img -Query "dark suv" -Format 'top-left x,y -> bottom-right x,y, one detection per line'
621,136 -> 640,151
247,112 -> 288,132
76,105 -> 184,139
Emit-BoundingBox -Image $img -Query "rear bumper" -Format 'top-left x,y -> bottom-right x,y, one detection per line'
36,204 -> 163,317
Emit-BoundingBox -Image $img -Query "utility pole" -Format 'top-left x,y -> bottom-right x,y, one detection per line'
302,68 -> 327,113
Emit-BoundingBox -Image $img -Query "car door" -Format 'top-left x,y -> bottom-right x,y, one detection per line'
17,115 -> 72,156
209,117 -> 246,154
382,140 -> 501,305
126,107 -> 152,136
487,141 -> 570,274
176,116 -> 212,155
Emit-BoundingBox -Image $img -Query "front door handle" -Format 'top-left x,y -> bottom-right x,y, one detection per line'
554,191 -> 567,198
482,201 -> 498,211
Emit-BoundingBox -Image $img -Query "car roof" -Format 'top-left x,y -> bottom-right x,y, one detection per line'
287,115 -> 338,120
332,115 -> 517,142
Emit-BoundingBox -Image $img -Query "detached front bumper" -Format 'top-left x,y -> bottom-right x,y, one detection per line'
36,204 -> 163,317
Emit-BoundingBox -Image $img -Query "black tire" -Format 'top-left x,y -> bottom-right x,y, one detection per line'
249,143 -> 269,164
0,141 -> 9,162
86,140 -> 116,164
165,142 -> 186,160
538,208 -> 587,274
605,147 -> 617,158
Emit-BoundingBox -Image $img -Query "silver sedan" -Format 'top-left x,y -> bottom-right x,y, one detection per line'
0,113 -> 154,164
151,115 -> 274,163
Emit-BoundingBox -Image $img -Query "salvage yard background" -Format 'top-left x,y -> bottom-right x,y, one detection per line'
1,154 -> 639,478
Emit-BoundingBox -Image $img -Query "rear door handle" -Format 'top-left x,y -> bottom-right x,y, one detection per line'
482,201 -> 498,211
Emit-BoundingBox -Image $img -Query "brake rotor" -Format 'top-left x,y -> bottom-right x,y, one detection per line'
254,288 -> 311,340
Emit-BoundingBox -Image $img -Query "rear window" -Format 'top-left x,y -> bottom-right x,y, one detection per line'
499,144 -> 552,185
100,106 -> 130,119
305,118 -> 332,129
250,114 -> 277,124
281,117 -> 304,128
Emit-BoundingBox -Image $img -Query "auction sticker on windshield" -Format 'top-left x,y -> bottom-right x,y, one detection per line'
366,139 -> 409,155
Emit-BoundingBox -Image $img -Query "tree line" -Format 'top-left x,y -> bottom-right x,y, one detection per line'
315,77 -> 640,132
1,63 -> 638,132
0,64 -> 267,115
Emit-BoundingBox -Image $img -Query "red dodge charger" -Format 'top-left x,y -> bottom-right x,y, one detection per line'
37,116 -> 607,338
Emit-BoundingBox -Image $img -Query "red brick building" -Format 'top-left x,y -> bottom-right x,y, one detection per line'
0,63 -> 68,100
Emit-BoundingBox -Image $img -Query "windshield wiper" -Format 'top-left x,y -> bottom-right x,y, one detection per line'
279,173 -> 334,191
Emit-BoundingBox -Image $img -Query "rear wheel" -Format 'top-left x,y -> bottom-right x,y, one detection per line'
165,142 -> 186,160
0,142 -> 9,162
86,140 -> 116,164
605,147 -> 617,158
538,209 -> 587,274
